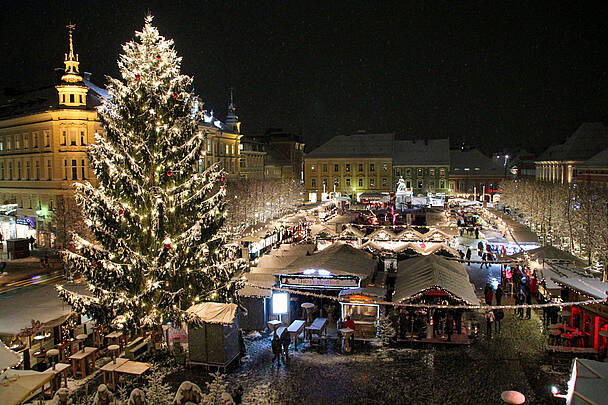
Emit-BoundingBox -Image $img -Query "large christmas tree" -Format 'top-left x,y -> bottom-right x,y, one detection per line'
60,17 -> 244,329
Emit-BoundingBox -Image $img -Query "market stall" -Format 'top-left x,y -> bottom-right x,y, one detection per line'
338,287 -> 386,339
393,255 -> 480,343
0,369 -> 54,405
562,358 -> 608,405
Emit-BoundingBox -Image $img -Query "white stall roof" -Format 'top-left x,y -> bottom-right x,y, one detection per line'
0,341 -> 21,369
0,285 -> 73,336
281,242 -> 377,279
238,272 -> 276,298
186,302 -> 238,324
567,358 -> 608,405
505,245 -> 587,267
394,255 -> 479,305
0,369 -> 53,405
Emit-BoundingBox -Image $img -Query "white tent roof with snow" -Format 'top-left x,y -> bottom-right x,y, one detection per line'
393,255 -> 479,305
186,302 -> 238,325
0,342 -> 21,370
0,285 -> 73,336
566,358 -> 608,405
0,369 -> 53,405
505,245 -> 587,267
280,242 -> 377,279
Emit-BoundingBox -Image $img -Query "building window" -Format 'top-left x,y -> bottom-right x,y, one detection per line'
440,179 -> 445,189
70,130 -> 77,146
225,144 -> 229,154
405,168 -> 411,176
17,161 -> 21,179
6,137 -> 11,151
334,177 -> 340,187
383,163 -> 388,171
207,141 -> 211,152
24,134 -> 29,149
358,178 -> 363,187
322,164 -> 327,172
72,160 -> 77,180
26,161 -> 30,180
231,145 -> 235,154
45,131 -> 50,147
358,163 -> 363,172
406,180 -> 411,188
418,180 -> 423,189
62,131 -> 67,146
346,178 -> 351,186
430,168 -> 435,176
440,168 -> 445,176
8,162 -> 12,179
15,136 -> 20,150
345,164 -> 350,172
70,94 -> 74,103
334,164 -> 339,172
0,162 -> 3,179
80,131 -> 86,145
311,178 -> 316,187
64,160 -> 68,179
35,161 -> 40,180
0,138 -> 3,151
417,168 -> 423,176
311,165 -> 316,172
382,177 -> 387,186
32,132 -> 38,148
47,160 -> 52,180
370,178 -> 375,187
370,163 -> 375,172
81,159 -> 86,179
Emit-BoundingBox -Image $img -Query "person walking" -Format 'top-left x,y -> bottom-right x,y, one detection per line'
495,284 -> 504,306
485,310 -> 495,338
466,248 -> 472,266
525,290 -> 532,319
474,227 -> 479,239
494,309 -> 503,334
271,330 -> 282,366
477,240 -> 484,257
484,283 -> 494,305
280,327 -> 291,362
446,312 -> 454,342
516,292 -> 525,319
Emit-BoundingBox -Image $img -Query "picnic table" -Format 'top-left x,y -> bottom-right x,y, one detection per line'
101,358 -> 151,390
68,347 -> 98,378
105,331 -> 126,351
287,320 -> 306,350
306,317 -> 327,346
43,363 -> 71,396
267,320 -> 282,332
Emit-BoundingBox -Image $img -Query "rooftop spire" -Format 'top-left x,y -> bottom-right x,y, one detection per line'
225,87 -> 241,133
61,23 -> 82,83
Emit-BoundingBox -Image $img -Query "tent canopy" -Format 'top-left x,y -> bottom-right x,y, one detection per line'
238,272 -> 276,298
0,285 -> 73,336
567,358 -> 608,405
393,255 -> 479,305
0,369 -> 53,405
505,245 -> 587,267
186,303 -> 238,325
0,342 -> 21,370
281,242 -> 377,280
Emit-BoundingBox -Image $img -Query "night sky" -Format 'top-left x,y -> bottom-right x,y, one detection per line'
1,1 -> 607,154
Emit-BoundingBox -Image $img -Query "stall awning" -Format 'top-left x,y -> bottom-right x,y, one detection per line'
393,255 -> 479,305
0,285 -> 73,336
0,341 -> 21,370
505,245 -> 587,267
566,358 -> 608,405
280,242 -> 377,280
238,272 -> 276,298
186,302 -> 238,325
0,369 -> 53,405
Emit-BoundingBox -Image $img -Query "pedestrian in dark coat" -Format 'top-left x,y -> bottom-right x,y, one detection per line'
271,331 -> 282,366
494,309 -> 503,333
280,327 -> 291,361
474,228 -> 479,239
466,248 -> 472,266
477,241 -> 484,256
495,285 -> 504,305
525,291 -> 532,319
485,310 -> 494,338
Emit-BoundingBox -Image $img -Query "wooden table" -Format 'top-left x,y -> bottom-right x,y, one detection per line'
105,331 -> 126,351
287,320 -> 306,351
339,327 -> 354,353
69,347 -> 98,378
267,320 -> 282,333
100,357 -> 129,390
306,317 -> 328,346
44,363 -> 71,394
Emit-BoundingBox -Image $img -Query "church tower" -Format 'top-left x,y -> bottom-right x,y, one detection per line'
56,24 -> 88,107
225,88 -> 241,133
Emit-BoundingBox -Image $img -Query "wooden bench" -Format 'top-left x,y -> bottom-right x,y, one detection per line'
305,318 -> 327,346
288,320 -> 306,350
125,337 -> 148,360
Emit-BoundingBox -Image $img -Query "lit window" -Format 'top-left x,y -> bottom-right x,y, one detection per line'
311,165 -> 316,172
334,164 -> 339,172
358,178 -> 363,187
370,163 -> 375,172
311,178 -> 316,187
345,164 -> 350,172
370,178 -> 375,187
358,163 -> 363,172
346,178 -> 351,186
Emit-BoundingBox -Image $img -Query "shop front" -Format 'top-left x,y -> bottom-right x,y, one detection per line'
338,287 -> 385,339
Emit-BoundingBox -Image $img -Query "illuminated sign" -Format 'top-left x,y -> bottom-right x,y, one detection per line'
16,217 -> 36,229
272,292 -> 289,314
280,275 -> 359,289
